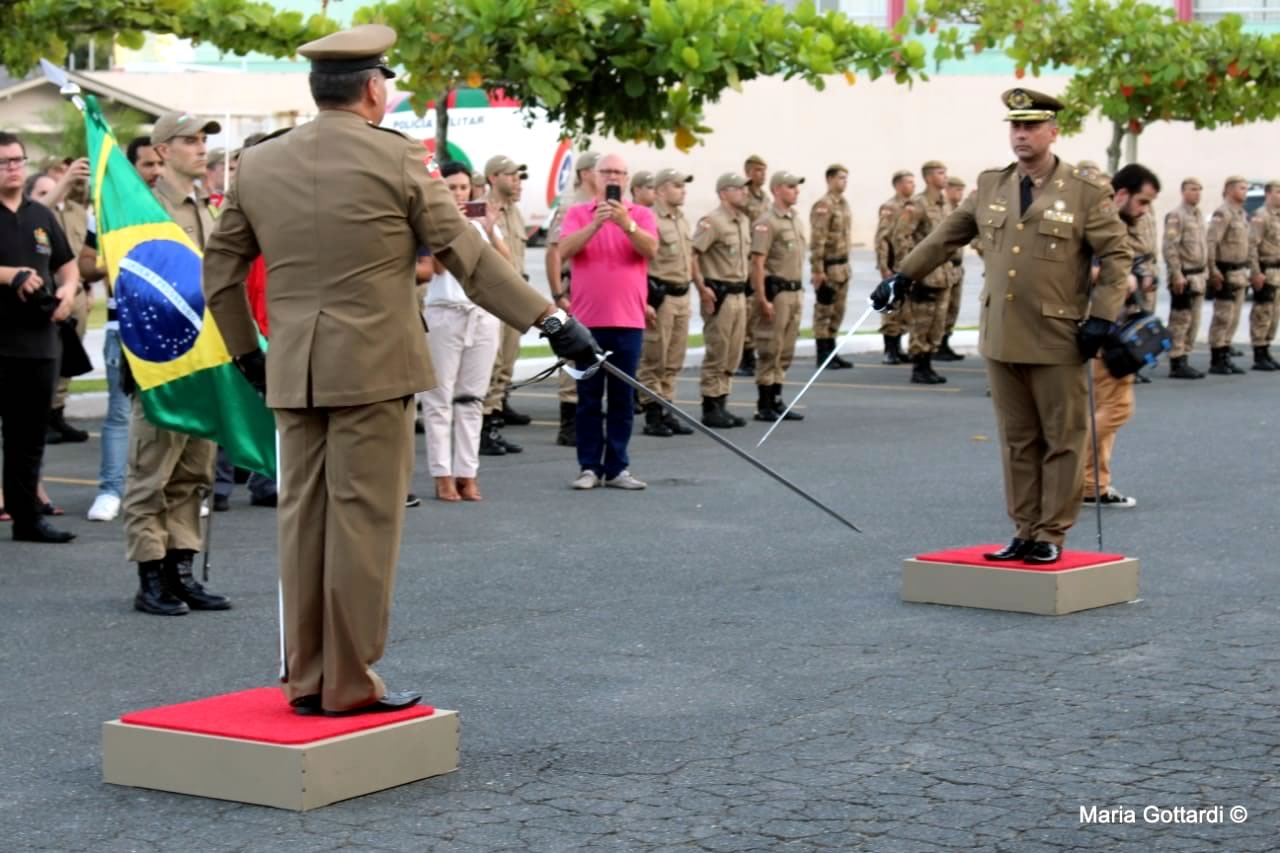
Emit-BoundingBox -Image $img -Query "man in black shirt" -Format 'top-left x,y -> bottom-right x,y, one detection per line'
0,131 -> 79,542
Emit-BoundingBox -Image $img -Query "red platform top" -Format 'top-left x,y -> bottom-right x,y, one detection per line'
120,687 -> 435,745
916,545 -> 1128,572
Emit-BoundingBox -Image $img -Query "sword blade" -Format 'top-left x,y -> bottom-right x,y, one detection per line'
756,304 -> 876,449
592,359 -> 861,533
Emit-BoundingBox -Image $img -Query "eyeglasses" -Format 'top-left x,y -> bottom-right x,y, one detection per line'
598,169 -> 628,177
0,157 -> 27,170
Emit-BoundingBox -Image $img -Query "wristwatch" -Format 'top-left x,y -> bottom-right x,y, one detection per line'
626,220 -> 637,235
541,308 -> 569,334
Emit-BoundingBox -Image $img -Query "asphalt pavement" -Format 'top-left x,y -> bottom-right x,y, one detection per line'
3,347 -> 1278,851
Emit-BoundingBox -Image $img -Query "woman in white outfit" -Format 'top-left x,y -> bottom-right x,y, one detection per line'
421,162 -> 509,502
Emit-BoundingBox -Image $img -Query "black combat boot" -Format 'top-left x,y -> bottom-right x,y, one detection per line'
910,353 -> 944,384
772,384 -> 804,420
164,550 -> 231,611
500,395 -> 531,426
882,334 -> 903,364
702,396 -> 736,429
1168,355 -> 1204,379
830,348 -> 853,369
1229,345 -> 1244,357
479,415 -> 508,455
1267,347 -> 1280,369
46,407 -> 89,444
642,403 -> 674,436
1252,346 -> 1278,371
815,337 -> 832,367
935,334 -> 965,361
1225,349 -> 1246,374
719,395 -> 747,427
556,402 -> 576,447
134,560 -> 189,616
736,347 -> 756,377
754,385 -> 779,421
663,408 -> 694,435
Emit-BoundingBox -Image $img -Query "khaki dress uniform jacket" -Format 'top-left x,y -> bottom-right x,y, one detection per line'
1163,203 -> 1208,358
897,158 -> 1130,545
122,176 -> 218,563
809,191 -> 852,340
693,205 -> 752,397
637,199 -> 693,402
202,109 -> 549,712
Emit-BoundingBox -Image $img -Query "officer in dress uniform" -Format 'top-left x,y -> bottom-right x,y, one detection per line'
876,170 -> 916,364
809,164 -> 854,369
751,171 -> 808,423
202,25 -> 596,715
1246,180 -> 1280,371
1162,178 -> 1209,379
1206,176 -> 1252,375
875,89 -> 1130,564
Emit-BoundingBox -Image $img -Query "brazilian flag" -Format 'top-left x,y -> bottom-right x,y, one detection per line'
85,96 -> 276,478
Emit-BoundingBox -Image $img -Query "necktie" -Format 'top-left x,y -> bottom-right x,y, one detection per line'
1020,175 -> 1034,216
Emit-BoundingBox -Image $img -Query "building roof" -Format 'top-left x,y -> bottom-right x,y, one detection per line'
80,70 -> 315,119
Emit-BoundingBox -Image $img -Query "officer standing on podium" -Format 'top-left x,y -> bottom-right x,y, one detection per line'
873,89 -> 1130,565
203,24 -> 597,716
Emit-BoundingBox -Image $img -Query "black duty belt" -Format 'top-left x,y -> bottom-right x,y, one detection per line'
822,257 -> 848,268
1181,267 -> 1205,276
1216,261 -> 1248,272
651,277 -> 690,296
765,276 -> 802,292
1261,260 -> 1280,271
949,258 -> 963,267
705,278 -> 747,294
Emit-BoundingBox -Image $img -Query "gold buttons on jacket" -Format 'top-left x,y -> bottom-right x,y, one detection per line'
1012,246 -> 1021,254
1050,243 -> 1057,250
1006,293 -> 1015,301
1008,269 -> 1017,278
1057,308 -> 1065,314
1016,223 -> 1024,231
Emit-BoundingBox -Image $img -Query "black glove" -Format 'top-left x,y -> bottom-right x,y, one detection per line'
1077,317 -> 1114,361
234,349 -> 267,396
869,273 -> 911,313
542,313 -> 600,369
815,282 -> 835,306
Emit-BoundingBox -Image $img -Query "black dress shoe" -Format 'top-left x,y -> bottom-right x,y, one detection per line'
983,537 -> 1032,561
212,493 -> 231,512
250,492 -> 278,507
322,691 -> 422,717
291,695 -> 323,716
13,518 -> 76,543
1023,541 -> 1062,564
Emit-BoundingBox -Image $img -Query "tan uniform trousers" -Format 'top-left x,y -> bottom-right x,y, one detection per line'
812,274 -> 850,339
482,323 -> 523,415
1166,275 -> 1206,359
986,359 -> 1088,547
743,294 -> 760,351
1208,271 -> 1248,348
52,287 -> 91,410
637,292 -> 690,404
122,400 -> 216,562
906,286 -> 951,357
755,289 -> 802,387
879,297 -> 912,337
944,265 -> 964,336
1082,359 -> 1135,497
276,396 -> 414,712
1137,287 -> 1157,315
1249,275 -> 1279,346
700,293 -> 746,397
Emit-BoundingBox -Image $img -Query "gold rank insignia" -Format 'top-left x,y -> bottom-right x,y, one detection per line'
1008,90 -> 1033,109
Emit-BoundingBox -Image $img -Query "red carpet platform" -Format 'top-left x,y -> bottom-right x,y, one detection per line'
903,545 -> 1139,615
104,688 -> 459,810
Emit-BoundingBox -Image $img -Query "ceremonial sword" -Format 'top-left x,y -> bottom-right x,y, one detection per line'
564,356 -> 861,533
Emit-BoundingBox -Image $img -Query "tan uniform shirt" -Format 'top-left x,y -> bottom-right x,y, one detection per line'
489,193 -> 527,276
1162,203 -> 1207,279
896,158 -> 1130,364
751,206 -> 807,281
153,175 -> 215,250
692,205 -> 751,282
891,190 -> 950,288
1207,203 -> 1250,269
876,194 -> 911,273
745,186 -> 769,227
1248,205 -> 1280,279
203,110 -> 548,409
545,187 -> 594,246
809,191 -> 852,282
1128,210 -> 1156,268
649,199 -> 692,283
54,199 -> 90,257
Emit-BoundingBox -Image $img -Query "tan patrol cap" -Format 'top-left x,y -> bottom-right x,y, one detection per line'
631,170 -> 656,190
575,151 -> 601,173
1001,88 -> 1064,122
152,112 -> 222,144
207,149 -> 226,168
484,155 -> 527,177
921,160 -> 946,174
891,169 -> 913,184
472,171 -> 487,187
825,163 -> 849,176
1265,179 -> 1280,192
946,176 -> 966,188
298,24 -> 396,78
769,171 -> 804,190
655,168 -> 693,186
1224,174 -> 1249,188
716,172 -> 749,191
1181,177 -> 1203,189
744,154 -> 767,168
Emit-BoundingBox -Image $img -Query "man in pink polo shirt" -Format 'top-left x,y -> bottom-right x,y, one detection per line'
558,153 -> 659,490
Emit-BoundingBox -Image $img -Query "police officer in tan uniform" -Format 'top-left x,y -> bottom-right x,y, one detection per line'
123,111 -> 229,616
637,168 -> 695,436
630,170 -> 656,207
751,171 -> 807,422
203,25 -> 597,716
480,154 -> 532,450
545,150 -> 601,447
809,163 -> 853,369
876,89 -> 1130,564
937,175 -> 967,361
1206,176 -> 1252,375
1163,177 -> 1209,379
1247,180 -> 1280,371
1135,208 -> 1159,316
892,160 -> 953,384
876,169 -> 916,363
738,154 -> 770,376
692,173 -> 752,429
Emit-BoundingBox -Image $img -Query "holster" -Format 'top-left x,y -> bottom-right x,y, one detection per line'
646,276 -> 666,310
764,277 -> 781,302
1256,284 -> 1277,305
1169,288 -> 1194,311
816,283 -> 836,306
709,281 -> 727,313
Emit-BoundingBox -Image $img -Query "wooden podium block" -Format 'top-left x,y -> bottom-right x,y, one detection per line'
902,545 -> 1139,616
103,688 -> 459,811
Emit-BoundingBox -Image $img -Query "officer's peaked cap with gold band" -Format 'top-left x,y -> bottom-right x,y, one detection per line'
298,24 -> 397,79
1001,88 -> 1063,122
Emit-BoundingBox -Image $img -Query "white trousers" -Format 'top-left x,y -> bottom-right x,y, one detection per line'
422,304 -> 501,478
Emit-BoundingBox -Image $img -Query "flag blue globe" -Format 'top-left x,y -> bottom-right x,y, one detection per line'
117,239 -> 205,363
